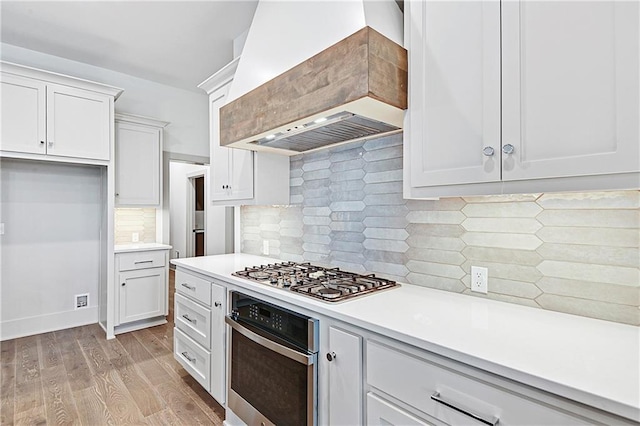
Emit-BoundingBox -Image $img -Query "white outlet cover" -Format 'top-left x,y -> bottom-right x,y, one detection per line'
471,266 -> 488,294
132,232 -> 139,242
263,240 -> 269,255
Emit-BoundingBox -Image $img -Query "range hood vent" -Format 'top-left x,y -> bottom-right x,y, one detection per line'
219,26 -> 407,156
251,112 -> 400,153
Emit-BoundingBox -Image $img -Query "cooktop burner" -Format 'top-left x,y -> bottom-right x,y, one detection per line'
232,261 -> 399,302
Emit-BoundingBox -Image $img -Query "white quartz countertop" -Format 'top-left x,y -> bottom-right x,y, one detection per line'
172,253 -> 640,421
114,243 -> 172,253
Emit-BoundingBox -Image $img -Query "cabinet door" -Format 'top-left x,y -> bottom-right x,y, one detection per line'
209,281 -> 226,405
502,1 -> 639,181
115,121 -> 161,205
119,267 -> 165,324
367,393 -> 434,426
407,0 -> 501,187
328,327 -> 362,425
210,84 -> 233,201
46,83 -> 111,160
229,148 -> 254,200
0,73 -> 46,154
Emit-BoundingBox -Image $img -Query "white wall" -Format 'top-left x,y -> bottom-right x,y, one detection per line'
0,160 -> 103,340
0,43 -> 209,158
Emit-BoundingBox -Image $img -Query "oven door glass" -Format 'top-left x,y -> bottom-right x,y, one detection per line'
229,323 -> 317,426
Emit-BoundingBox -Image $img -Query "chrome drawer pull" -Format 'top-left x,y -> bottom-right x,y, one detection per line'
182,314 -> 197,324
181,283 -> 195,291
181,351 -> 196,363
134,260 -> 153,264
430,392 -> 499,426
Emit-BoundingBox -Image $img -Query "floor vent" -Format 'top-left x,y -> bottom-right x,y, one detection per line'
75,293 -> 89,309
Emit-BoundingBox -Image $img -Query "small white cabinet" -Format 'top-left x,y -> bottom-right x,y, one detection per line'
173,268 -> 226,405
114,248 -> 169,331
0,62 -> 120,163
115,113 -> 168,206
328,326 -> 363,425
405,0 -> 640,197
198,58 -> 289,206
208,83 -> 254,202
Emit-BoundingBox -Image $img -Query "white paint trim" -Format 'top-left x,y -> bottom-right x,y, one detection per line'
0,307 -> 98,341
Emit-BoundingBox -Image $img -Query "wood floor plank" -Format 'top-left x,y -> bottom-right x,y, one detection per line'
110,354 -> 164,417
78,335 -> 112,375
13,403 -> 47,426
14,379 -> 44,416
1,339 -> 16,364
40,365 -> 79,425
147,324 -> 173,352
116,333 -> 172,386
156,381 -> 213,426
145,408 -> 185,426
15,336 -> 40,385
132,329 -> 172,358
180,374 -> 225,425
0,390 -> 15,426
55,334 -> 94,392
93,370 -> 147,425
37,332 -> 62,369
73,386 -> 116,426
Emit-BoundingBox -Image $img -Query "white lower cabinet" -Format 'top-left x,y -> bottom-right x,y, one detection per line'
173,268 -> 226,405
118,268 -> 165,324
328,326 -> 363,425
115,249 -> 169,329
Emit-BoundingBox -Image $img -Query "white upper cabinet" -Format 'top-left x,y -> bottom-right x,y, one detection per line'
209,83 -> 254,202
501,1 -> 639,181
115,114 -> 168,206
0,62 -> 122,164
199,58 -> 289,206
408,0 -> 501,188
405,1 -> 640,198
46,84 -> 111,160
0,73 -> 46,155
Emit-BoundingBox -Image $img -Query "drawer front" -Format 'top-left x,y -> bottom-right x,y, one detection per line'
367,393 -> 433,426
175,293 -> 211,349
118,250 -> 166,271
175,269 -> 211,306
367,341 -> 586,426
174,328 -> 210,391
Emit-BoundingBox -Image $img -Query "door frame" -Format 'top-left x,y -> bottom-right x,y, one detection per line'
186,170 -> 206,257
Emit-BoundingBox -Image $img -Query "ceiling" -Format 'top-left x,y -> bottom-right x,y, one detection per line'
0,1 -> 258,92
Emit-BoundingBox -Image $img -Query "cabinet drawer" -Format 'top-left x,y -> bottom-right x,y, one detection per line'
367,393 -> 432,426
117,250 -> 166,272
175,270 -> 211,306
175,293 -> 211,349
367,341 -> 586,426
174,328 -> 210,392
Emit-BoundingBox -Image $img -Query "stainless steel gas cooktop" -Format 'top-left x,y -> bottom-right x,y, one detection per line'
232,261 -> 399,303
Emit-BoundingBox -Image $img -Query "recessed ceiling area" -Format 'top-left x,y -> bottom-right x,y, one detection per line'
0,1 -> 258,92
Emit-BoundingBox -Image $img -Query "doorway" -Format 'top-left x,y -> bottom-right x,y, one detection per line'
189,175 -> 205,257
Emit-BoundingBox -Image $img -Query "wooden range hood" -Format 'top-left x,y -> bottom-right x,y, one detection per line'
219,26 -> 408,156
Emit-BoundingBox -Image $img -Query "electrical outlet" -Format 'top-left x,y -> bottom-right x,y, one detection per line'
263,240 -> 269,255
74,293 -> 89,310
471,266 -> 488,294
132,232 -> 139,242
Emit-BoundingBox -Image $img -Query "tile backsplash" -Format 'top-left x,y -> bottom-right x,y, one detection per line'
240,135 -> 640,325
114,208 -> 157,244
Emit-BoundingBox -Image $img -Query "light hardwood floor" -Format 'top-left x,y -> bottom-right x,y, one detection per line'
0,270 -> 225,425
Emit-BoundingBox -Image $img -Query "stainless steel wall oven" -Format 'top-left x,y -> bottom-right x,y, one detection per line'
226,291 -> 318,426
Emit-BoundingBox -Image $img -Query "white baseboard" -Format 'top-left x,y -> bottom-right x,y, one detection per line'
114,317 -> 167,335
0,306 -> 98,341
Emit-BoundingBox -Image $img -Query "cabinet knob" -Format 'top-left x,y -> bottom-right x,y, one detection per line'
40,140 -> 45,144
214,301 -> 222,307
502,144 -> 515,155
121,283 -> 125,286
482,146 -> 495,157
326,351 -> 336,362
48,141 -> 54,147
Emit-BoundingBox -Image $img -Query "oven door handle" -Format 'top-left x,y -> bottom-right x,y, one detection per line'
225,316 -> 315,366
